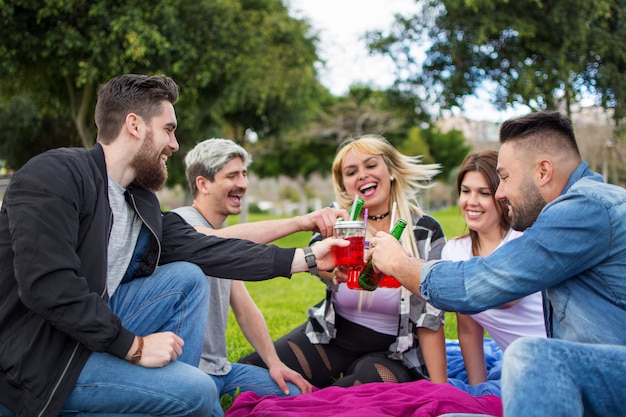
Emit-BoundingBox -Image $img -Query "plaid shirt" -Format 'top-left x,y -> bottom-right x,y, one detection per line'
306,213 -> 446,376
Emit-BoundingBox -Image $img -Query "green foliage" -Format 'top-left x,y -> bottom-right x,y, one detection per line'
248,202 -> 270,214
0,95 -> 82,170
398,126 -> 435,163
0,0 -> 323,176
421,126 -> 471,180
250,85 -> 429,186
431,205 -> 467,239
368,0 -> 626,123
250,133 -> 338,183
220,387 -> 241,412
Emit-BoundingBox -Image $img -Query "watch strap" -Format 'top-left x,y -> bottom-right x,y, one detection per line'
303,247 -> 319,276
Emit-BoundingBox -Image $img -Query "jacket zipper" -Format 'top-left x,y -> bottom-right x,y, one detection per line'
128,192 -> 161,274
39,204 -> 119,415
38,342 -> 80,417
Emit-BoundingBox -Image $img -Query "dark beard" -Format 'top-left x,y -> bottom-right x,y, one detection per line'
510,176 -> 546,231
130,130 -> 167,191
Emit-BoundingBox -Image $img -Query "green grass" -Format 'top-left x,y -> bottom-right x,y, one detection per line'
225,207 -> 468,362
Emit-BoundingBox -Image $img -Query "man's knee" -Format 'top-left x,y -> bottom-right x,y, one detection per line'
169,365 -> 217,416
503,337 -> 547,383
167,261 -> 210,296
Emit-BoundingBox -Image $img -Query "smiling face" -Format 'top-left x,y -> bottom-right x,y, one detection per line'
340,149 -> 392,215
205,156 -> 248,217
496,142 -> 547,231
130,101 -> 178,191
459,170 -> 502,235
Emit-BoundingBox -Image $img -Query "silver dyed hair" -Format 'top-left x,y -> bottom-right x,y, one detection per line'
184,138 -> 252,197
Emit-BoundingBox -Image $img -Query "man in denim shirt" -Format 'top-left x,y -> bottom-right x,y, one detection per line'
366,111 -> 626,416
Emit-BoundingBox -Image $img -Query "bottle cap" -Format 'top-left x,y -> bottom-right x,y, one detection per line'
333,220 -> 365,229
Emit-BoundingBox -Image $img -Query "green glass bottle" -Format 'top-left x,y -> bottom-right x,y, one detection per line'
357,218 -> 407,291
349,197 -> 365,221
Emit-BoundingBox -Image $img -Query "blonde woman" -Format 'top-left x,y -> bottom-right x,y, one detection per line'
240,135 -> 448,387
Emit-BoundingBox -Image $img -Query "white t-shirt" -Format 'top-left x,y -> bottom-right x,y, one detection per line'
334,286 -> 401,336
441,229 -> 547,350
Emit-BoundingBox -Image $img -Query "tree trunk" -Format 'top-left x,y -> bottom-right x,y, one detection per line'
297,177 -> 308,215
66,78 -> 95,148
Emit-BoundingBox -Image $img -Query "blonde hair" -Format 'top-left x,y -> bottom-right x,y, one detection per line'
331,134 -> 440,256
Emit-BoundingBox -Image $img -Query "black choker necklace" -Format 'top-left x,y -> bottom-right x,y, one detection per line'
367,211 -> 390,221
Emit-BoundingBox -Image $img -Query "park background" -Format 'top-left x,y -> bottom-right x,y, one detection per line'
2,1 -> 626,410
1,0 -> 626,197
1,0 -> 625,350
1,0 -> 625,348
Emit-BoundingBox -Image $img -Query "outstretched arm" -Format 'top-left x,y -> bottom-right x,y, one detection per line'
290,238 -> 349,276
196,207 -> 348,244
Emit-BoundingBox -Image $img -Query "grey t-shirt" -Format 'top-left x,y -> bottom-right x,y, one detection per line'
172,206 -> 233,375
107,177 -> 142,296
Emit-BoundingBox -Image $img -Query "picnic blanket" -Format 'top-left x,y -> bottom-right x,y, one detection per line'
224,380 -> 502,417
224,339 -> 504,417
447,338 -> 503,397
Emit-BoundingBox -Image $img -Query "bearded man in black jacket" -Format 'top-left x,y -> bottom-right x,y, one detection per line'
0,74 -> 345,417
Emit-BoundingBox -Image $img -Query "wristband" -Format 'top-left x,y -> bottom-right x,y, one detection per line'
129,336 -> 144,365
303,247 -> 319,276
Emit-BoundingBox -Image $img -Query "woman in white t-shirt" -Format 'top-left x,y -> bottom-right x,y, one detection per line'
442,150 -> 546,385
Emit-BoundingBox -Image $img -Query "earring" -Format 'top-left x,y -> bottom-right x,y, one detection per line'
390,176 -> 395,181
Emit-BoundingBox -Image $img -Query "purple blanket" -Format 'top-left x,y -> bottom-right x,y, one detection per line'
224,379 -> 502,417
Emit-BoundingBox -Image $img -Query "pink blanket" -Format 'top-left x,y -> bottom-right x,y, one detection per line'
224,380 -> 503,417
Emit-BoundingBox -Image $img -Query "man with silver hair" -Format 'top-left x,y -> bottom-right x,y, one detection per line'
173,138 -> 346,416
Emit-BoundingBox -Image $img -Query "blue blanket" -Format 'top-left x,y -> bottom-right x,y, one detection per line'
446,338 -> 503,397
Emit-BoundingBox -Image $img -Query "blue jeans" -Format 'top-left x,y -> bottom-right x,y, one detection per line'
209,363 -> 301,417
503,337 -> 626,417
60,262 -> 216,416
212,363 -> 302,398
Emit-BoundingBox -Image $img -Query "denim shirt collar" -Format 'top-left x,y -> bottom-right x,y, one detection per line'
561,161 -> 593,196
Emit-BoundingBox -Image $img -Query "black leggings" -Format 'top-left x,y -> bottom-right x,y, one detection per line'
238,314 -> 423,388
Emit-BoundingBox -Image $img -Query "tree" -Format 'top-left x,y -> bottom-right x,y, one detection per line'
397,126 -> 435,165
214,0 -> 323,144
367,0 -> 626,123
249,85 -> 410,214
0,95 -> 82,170
420,126 -> 471,181
0,0 -> 322,175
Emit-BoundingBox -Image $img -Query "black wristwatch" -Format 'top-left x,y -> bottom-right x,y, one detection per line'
303,247 -> 319,275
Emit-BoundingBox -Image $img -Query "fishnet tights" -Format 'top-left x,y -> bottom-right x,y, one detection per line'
238,319 -> 421,388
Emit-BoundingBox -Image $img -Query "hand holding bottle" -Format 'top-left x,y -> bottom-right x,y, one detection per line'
358,219 -> 407,290
367,230 -> 426,294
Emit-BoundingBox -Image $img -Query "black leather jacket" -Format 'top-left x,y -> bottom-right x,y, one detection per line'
0,144 -> 295,417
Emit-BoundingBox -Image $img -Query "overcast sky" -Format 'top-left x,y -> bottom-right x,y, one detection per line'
288,0 -> 416,96
287,0 -> 528,122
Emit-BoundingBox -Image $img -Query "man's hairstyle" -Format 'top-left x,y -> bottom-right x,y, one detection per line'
95,74 -> 180,144
499,111 -> 581,158
184,138 -> 252,197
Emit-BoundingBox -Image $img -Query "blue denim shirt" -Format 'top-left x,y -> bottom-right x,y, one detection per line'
421,161 -> 626,344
